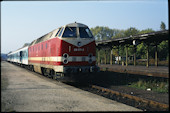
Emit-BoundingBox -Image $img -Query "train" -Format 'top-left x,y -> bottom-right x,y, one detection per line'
7,22 -> 99,80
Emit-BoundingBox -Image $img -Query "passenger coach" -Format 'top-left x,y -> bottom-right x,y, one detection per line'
7,45 -> 29,67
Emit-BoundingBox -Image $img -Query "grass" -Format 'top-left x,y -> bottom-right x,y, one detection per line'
128,79 -> 169,93
92,71 -> 169,93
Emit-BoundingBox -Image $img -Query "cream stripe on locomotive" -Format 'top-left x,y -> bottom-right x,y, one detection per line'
28,56 -> 96,62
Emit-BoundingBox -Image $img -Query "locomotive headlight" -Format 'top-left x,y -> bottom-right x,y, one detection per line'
63,53 -> 69,58
88,53 -> 93,58
88,59 -> 92,64
77,41 -> 81,47
88,53 -> 93,64
63,59 -> 68,64
63,53 -> 69,64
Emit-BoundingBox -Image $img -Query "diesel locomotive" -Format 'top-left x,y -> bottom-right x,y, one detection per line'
7,22 -> 99,80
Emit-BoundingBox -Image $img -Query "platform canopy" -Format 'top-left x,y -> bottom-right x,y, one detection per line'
96,30 -> 169,49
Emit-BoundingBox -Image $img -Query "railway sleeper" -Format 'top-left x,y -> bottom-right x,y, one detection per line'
91,85 -> 169,111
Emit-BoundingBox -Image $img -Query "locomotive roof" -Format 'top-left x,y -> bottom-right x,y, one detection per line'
29,29 -> 59,46
29,22 -> 88,46
65,22 -> 88,27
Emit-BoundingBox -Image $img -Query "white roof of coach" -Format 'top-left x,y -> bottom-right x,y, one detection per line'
8,45 -> 29,55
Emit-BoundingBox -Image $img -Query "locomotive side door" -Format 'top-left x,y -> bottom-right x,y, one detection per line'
42,43 -> 45,65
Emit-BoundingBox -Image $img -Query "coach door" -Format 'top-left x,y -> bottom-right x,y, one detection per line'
20,51 -> 23,63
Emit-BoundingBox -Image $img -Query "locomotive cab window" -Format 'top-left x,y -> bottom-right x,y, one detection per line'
58,27 -> 64,37
79,27 -> 93,38
62,27 -> 77,38
55,28 -> 61,37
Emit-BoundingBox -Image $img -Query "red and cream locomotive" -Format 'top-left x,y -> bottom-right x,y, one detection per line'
28,22 -> 99,79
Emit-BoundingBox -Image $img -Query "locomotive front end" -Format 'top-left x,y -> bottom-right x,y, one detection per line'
59,23 -> 99,74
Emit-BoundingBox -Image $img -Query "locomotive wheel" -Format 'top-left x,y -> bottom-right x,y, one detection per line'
31,65 -> 34,72
50,70 -> 56,80
46,69 -> 52,78
41,68 -> 48,77
52,75 -> 56,80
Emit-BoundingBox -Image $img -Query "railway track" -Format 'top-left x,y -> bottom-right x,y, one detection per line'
64,80 -> 168,111
90,85 -> 169,111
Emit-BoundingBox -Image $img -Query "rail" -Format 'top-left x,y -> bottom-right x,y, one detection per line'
91,85 -> 169,111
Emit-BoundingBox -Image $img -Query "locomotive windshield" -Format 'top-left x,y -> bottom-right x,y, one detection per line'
62,27 -> 77,38
62,26 -> 93,38
79,27 -> 93,38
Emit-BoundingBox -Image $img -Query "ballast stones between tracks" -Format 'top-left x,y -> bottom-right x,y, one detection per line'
90,85 -> 169,111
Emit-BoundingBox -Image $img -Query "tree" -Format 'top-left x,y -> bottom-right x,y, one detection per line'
160,21 -> 166,30
139,28 -> 154,34
22,43 -> 30,47
91,26 -> 111,41
124,27 -> 139,37
158,40 -> 168,60
112,29 -> 125,38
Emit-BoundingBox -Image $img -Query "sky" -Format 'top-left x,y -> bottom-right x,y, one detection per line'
1,0 -> 169,54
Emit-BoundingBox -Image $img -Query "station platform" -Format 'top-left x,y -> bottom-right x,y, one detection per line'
98,64 -> 169,78
1,61 -> 141,111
